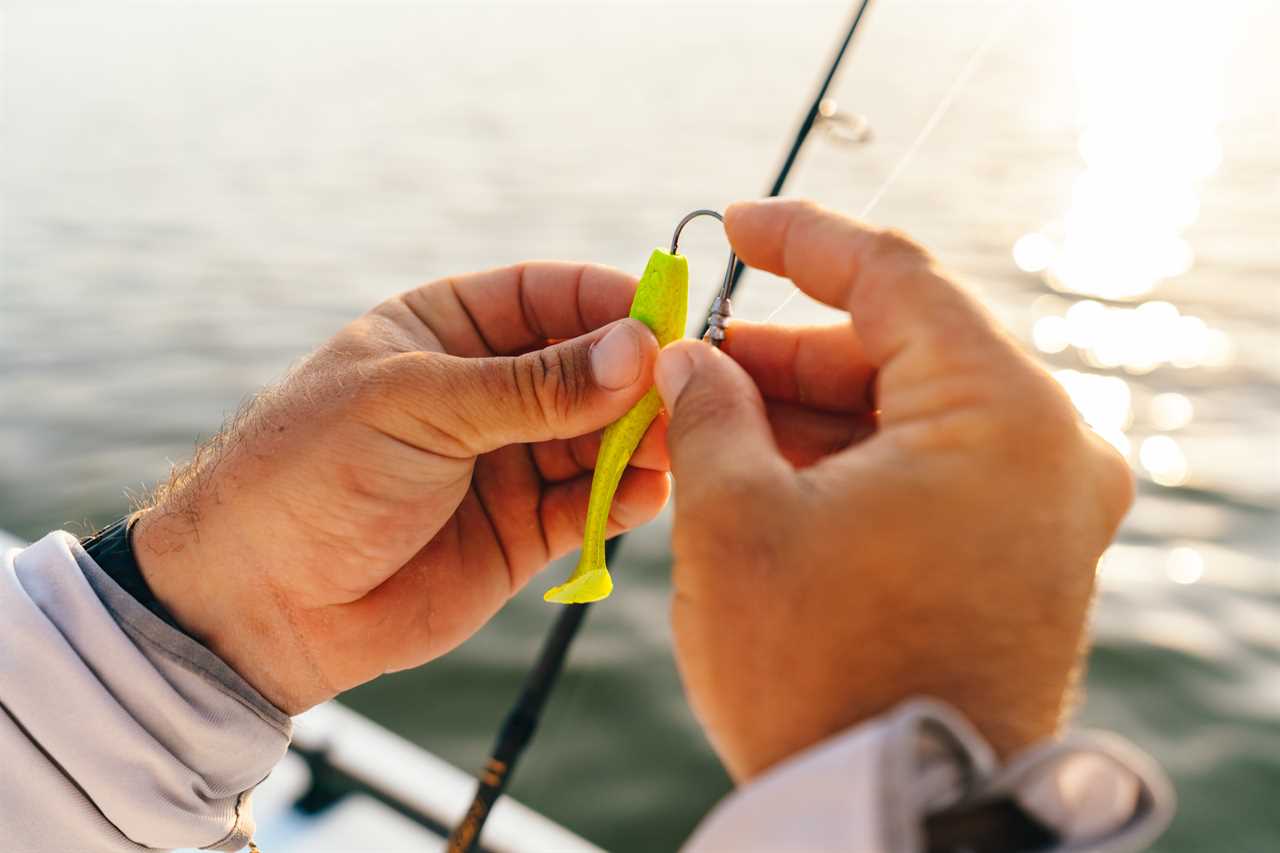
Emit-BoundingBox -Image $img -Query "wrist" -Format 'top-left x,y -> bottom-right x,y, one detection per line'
131,505 -> 316,714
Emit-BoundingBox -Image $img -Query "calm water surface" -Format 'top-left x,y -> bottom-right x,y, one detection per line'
2,2 -> 1277,850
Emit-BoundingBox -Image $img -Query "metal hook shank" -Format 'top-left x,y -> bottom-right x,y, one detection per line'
670,209 -> 737,347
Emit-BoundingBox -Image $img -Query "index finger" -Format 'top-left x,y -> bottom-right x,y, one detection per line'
724,199 -> 1001,368
723,321 -> 876,414
401,261 -> 637,357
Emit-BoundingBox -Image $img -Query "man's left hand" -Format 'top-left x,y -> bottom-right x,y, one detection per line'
133,262 -> 670,713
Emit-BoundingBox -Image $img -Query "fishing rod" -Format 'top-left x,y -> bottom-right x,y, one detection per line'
445,3 -> 876,850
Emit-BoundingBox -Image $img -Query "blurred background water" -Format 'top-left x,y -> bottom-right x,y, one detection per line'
2,1 -> 1277,850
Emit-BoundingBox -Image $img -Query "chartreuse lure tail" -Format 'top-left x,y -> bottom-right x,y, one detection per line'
543,249 -> 688,604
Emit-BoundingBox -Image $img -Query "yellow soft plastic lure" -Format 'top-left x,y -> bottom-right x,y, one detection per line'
543,248 -> 689,604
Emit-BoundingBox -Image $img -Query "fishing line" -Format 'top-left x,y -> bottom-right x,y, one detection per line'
762,0 -> 1024,323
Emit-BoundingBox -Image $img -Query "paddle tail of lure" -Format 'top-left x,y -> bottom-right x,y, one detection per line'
543,248 -> 689,604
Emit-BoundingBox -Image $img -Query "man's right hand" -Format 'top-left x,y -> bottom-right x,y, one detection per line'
656,199 -> 1133,783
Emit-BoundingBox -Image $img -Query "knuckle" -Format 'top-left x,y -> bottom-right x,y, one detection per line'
871,227 -> 932,266
890,363 -> 1087,460
886,375 -> 1004,453
997,378 -> 1075,445
1022,369 -> 1093,446
998,390 -> 1085,467
792,197 -> 825,225
516,345 -> 589,431
511,350 -> 548,427
987,374 -> 1134,519
1090,436 -> 1136,528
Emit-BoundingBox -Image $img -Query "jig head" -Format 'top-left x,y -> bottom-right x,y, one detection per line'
670,208 -> 738,349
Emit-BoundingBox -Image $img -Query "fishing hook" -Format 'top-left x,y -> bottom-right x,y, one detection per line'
669,208 -> 736,348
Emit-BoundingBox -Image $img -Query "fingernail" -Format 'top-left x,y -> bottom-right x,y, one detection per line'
655,347 -> 694,407
590,322 -> 644,391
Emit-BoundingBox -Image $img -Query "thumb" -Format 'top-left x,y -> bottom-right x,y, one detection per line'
656,339 -> 789,506
448,318 -> 659,452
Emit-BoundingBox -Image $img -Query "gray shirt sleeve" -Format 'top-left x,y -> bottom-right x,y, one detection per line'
1,532 -> 291,853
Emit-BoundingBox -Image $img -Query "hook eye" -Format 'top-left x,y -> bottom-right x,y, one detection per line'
817,98 -> 873,146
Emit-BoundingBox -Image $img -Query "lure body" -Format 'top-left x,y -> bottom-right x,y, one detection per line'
543,249 -> 688,604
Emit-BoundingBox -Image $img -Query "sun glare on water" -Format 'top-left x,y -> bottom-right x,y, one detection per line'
1022,1 -> 1242,503
1019,0 -> 1230,301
